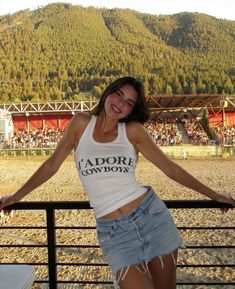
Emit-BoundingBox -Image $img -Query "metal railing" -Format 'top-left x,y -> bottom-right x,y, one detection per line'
1,145 -> 235,158
0,200 -> 234,288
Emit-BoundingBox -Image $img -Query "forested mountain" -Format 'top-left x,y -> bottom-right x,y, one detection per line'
0,3 -> 234,102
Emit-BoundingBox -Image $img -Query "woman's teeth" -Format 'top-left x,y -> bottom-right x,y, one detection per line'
112,105 -> 120,113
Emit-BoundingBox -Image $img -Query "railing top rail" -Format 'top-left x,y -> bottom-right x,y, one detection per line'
4,200 -> 233,210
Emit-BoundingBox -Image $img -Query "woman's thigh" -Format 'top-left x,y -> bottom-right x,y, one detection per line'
115,249 -> 177,289
148,249 -> 178,289
116,263 -> 154,289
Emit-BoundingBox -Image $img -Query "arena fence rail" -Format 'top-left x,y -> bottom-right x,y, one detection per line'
1,145 -> 235,158
0,200 -> 234,289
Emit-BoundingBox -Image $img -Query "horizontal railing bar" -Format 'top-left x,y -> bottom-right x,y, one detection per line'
4,200 -> 233,210
184,245 -> 235,249
55,262 -> 235,268
1,262 -> 234,268
55,226 -> 235,230
0,244 -> 99,248
57,280 -> 112,284
1,244 -> 234,249
178,226 -> 235,230
178,264 -> 235,268
0,226 -> 95,230
1,226 -> 234,230
55,244 -> 235,249
0,226 -> 46,229
177,283 -> 235,286
56,263 -> 107,266
30,280 -> 235,286
55,280 -> 235,285
57,245 -> 100,248
4,202 -> 91,210
56,245 -> 103,248
165,200 -> 234,209
15,279 -> 235,286
0,262 -> 48,266
0,244 -> 47,248
13,279 -> 235,286
55,226 -> 96,229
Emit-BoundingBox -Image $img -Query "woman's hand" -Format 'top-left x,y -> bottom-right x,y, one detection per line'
0,194 -> 18,225
215,194 -> 235,213
0,194 -> 18,211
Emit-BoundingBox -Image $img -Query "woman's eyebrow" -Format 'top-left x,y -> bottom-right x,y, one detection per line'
117,88 -> 124,95
117,88 -> 136,104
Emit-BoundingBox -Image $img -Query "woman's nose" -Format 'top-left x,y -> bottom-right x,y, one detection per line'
117,98 -> 125,107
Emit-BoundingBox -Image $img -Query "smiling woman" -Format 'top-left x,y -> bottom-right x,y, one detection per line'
0,76 -> 234,289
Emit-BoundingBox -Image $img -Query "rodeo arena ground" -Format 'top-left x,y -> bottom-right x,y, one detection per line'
0,94 -> 235,289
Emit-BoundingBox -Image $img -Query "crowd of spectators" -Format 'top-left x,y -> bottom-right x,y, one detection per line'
4,128 -> 64,149
144,117 -> 183,146
3,117 -> 235,149
181,116 -> 210,145
214,125 -> 235,145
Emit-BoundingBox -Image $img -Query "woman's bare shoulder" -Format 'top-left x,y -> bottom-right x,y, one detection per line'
125,121 -> 146,145
126,121 -> 145,133
72,112 -> 92,129
69,112 -> 92,148
74,111 -> 91,121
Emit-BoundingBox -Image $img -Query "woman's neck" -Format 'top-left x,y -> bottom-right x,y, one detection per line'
96,113 -> 118,134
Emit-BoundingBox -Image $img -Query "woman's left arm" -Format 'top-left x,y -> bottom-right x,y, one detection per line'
132,123 -> 235,208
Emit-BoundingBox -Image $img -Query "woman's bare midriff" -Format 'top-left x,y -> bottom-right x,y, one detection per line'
100,190 -> 149,219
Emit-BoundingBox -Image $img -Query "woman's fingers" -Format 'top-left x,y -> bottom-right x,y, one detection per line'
217,195 -> 235,213
0,194 -> 14,210
0,209 -> 14,225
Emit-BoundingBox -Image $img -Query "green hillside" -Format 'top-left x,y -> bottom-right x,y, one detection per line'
0,3 -> 234,102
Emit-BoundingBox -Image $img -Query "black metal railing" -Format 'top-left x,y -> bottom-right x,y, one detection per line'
0,200 -> 234,288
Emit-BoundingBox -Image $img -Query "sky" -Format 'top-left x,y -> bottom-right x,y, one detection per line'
0,0 -> 234,21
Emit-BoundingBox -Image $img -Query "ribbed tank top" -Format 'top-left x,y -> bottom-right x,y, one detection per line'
74,115 -> 146,218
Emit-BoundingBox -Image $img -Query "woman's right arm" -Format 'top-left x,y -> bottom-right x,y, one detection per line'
0,113 -> 84,210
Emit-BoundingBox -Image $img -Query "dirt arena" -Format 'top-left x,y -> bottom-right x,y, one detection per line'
0,155 -> 235,288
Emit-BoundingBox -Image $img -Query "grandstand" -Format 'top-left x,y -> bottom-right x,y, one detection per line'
0,94 -> 235,153
0,100 -> 98,131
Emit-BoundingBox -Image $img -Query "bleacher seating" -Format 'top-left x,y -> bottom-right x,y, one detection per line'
214,125 -> 235,145
181,116 -> 210,145
3,116 -> 235,148
144,117 -> 183,146
4,128 -> 64,149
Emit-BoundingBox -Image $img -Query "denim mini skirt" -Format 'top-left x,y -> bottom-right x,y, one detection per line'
96,186 -> 183,275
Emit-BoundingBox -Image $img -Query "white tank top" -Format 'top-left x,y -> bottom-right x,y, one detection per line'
74,115 -> 146,218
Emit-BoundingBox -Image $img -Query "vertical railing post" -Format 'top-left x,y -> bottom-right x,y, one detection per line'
46,208 -> 57,289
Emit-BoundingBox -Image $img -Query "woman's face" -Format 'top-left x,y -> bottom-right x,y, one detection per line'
104,84 -> 137,120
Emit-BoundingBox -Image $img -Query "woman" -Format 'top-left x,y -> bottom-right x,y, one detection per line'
0,76 -> 234,289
